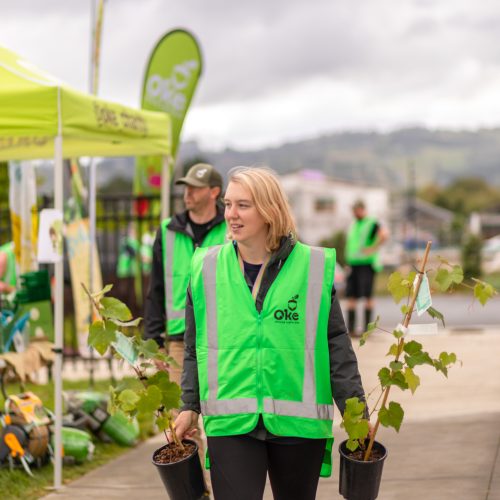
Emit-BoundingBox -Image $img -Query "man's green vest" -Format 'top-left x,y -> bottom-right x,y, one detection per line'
345,216 -> 381,270
161,218 -> 226,335
191,241 -> 336,476
0,242 -> 16,287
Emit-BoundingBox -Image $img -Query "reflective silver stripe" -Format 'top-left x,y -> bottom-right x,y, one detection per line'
302,247 -> 325,405
263,399 -> 334,420
164,229 -> 185,320
164,230 -> 185,321
201,398 -> 258,415
202,246 -> 223,406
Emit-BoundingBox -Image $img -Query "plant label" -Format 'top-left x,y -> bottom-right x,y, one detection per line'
415,273 -> 432,316
112,332 -> 138,366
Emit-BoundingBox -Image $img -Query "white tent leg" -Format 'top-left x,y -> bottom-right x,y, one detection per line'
161,155 -> 171,220
88,158 -> 96,382
53,135 -> 64,489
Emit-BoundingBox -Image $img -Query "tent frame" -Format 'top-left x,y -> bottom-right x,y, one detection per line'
1,46 -> 171,488
51,134 -> 170,487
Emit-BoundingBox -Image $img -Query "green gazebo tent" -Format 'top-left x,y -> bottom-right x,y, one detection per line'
0,46 -> 172,488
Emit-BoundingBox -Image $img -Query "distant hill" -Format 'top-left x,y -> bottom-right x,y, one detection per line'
179,127 -> 500,189
31,127 -> 500,195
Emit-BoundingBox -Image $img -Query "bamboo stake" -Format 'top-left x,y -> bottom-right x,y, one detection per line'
363,241 -> 432,461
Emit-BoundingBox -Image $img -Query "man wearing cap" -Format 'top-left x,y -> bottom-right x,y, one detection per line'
144,163 -> 225,472
144,163 -> 226,381
345,200 -> 388,336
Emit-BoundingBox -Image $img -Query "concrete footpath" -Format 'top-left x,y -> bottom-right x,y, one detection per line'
43,329 -> 500,500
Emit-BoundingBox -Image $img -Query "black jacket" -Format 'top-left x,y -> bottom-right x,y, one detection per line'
144,206 -> 226,347
180,236 -> 366,418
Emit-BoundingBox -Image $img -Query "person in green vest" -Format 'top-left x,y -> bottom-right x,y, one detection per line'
140,231 -> 154,275
172,167 -> 368,500
144,162 -> 226,462
116,228 -> 154,278
116,229 -> 140,279
345,200 -> 388,336
0,241 -> 16,294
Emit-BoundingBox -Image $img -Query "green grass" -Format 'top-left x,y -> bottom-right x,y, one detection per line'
0,378 -> 154,500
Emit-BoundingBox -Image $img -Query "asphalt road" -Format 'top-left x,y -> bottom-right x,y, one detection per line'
340,294 -> 500,329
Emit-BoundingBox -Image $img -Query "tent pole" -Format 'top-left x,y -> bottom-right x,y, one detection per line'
53,135 -> 64,489
161,155 -> 171,220
88,157 -> 96,386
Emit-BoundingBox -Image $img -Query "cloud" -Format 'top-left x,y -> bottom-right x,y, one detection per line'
2,0 -> 500,148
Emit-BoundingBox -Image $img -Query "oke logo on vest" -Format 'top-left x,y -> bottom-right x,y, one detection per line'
274,294 -> 300,322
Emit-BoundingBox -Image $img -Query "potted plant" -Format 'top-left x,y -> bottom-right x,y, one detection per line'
82,284 -> 208,500
339,242 -> 497,500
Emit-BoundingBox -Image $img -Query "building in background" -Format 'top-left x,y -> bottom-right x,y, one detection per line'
469,212 -> 500,240
390,197 -> 455,249
280,169 -> 389,245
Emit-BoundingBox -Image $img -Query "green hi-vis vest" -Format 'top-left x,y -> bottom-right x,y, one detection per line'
345,216 -> 382,270
191,241 -> 337,477
0,242 -> 16,287
161,218 -> 226,336
116,237 -> 140,278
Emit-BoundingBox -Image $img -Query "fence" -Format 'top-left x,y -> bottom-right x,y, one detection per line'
0,193 -> 164,317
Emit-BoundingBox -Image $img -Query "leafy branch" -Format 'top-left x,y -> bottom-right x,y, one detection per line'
81,283 -> 183,450
341,242 -> 497,461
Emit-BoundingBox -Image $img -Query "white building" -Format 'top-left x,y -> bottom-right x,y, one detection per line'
280,169 -> 389,245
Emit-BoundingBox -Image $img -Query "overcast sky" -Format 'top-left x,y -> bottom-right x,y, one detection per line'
2,0 -> 500,150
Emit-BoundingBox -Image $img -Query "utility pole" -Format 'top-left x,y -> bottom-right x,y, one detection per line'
406,159 -> 417,261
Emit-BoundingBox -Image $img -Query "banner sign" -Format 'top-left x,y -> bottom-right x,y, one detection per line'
37,209 -> 63,264
65,218 -> 103,356
134,29 -> 203,195
9,161 -> 38,273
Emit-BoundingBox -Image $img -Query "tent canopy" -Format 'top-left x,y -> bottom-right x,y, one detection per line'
0,45 -> 172,490
0,46 -> 171,160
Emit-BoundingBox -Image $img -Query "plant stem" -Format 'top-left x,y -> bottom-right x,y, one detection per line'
168,419 -> 184,451
368,387 -> 385,418
363,241 -> 432,462
81,282 -> 101,317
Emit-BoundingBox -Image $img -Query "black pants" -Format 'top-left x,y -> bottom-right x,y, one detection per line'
207,435 -> 326,500
346,264 -> 375,298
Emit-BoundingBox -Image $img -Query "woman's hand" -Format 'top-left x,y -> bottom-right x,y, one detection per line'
171,410 -> 199,442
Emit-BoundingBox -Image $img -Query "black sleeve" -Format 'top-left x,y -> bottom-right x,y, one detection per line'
328,287 -> 367,416
180,286 -> 201,413
143,228 -> 166,347
368,223 -> 380,244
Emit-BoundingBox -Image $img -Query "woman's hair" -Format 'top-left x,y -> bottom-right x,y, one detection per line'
226,166 -> 297,252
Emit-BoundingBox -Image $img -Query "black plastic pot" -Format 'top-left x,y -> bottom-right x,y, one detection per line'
338,439 -> 387,500
152,439 -> 207,499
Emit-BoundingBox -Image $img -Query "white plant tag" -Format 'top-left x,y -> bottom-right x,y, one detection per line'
394,323 -> 408,337
415,273 -> 432,316
111,331 -> 138,366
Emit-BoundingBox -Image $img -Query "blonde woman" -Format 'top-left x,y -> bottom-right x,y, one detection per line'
173,167 -> 366,500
